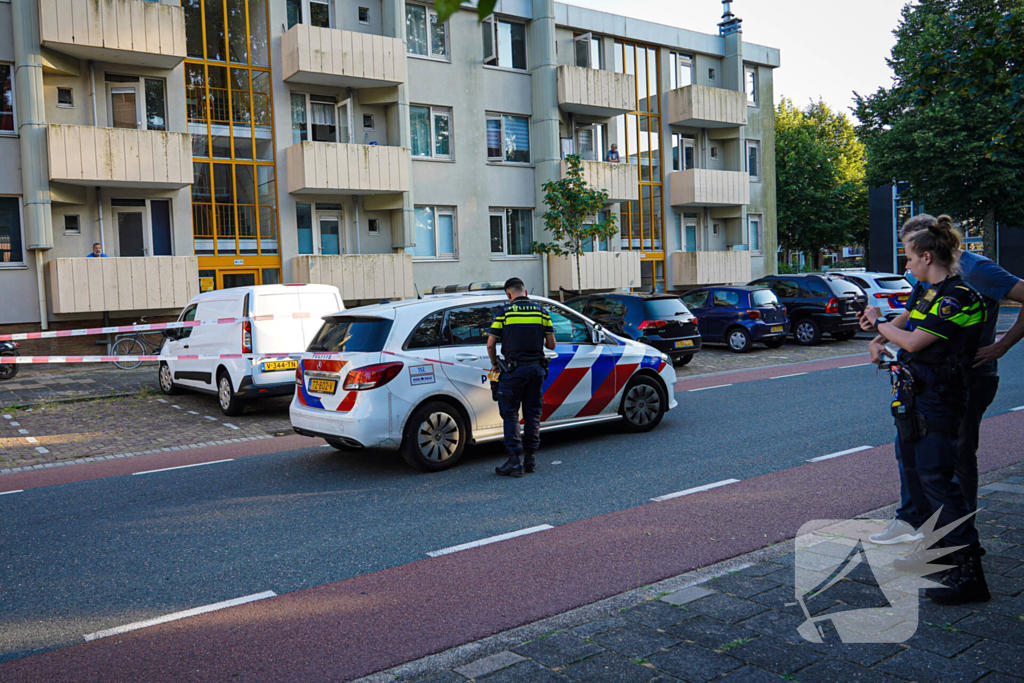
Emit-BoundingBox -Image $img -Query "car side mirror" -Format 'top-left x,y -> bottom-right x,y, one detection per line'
591,323 -> 606,344
162,329 -> 179,340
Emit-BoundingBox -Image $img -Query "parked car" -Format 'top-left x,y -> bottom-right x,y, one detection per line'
159,284 -> 345,415
748,274 -> 866,345
680,286 -> 790,352
565,293 -> 702,365
829,271 -> 914,321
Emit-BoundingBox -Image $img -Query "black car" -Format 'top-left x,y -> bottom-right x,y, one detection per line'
565,293 -> 702,364
748,274 -> 866,345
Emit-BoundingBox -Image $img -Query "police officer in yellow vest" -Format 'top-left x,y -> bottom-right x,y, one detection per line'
486,278 -> 556,478
860,215 -> 990,605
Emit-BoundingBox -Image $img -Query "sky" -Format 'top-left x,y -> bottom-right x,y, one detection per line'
571,0 -> 910,121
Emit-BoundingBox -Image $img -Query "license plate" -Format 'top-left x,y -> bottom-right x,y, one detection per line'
897,295 -> 909,303
771,326 -> 783,333
674,340 -> 694,348
308,378 -> 337,395
262,360 -> 298,372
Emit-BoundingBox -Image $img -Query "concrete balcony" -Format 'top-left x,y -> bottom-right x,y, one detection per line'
287,142 -> 410,195
548,251 -> 642,293
48,256 -> 200,314
557,65 -> 636,118
39,0 -> 186,69
281,25 -> 405,89
564,159 -> 638,203
666,85 -> 747,129
672,250 -> 751,286
48,125 -> 193,189
669,169 -> 749,207
291,254 -> 415,302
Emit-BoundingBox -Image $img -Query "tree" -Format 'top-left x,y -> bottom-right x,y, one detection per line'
775,99 -> 868,270
532,155 -> 618,293
435,0 -> 496,23
855,0 -> 1024,258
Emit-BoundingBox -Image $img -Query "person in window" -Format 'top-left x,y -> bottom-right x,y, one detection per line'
605,144 -> 620,163
486,278 -> 556,478
87,243 -> 108,258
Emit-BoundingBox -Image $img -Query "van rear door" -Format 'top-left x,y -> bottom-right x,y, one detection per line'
251,287 -> 344,386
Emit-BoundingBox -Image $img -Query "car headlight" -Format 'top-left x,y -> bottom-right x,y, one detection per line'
661,353 -> 671,364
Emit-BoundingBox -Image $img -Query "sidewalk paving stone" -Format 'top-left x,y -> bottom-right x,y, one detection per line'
725,634 -> 823,675
703,573 -> 779,598
954,612 -> 1024,647
558,651 -> 661,683
875,648 -> 990,682
589,624 -> 681,659
796,658 -> 904,683
619,601 -> 695,630
663,615 -> 757,651
478,660 -> 568,682
903,623 -> 982,657
660,585 -> 714,606
799,638 -> 904,668
735,609 -> 807,643
684,593 -> 769,623
956,640 -> 1024,676
567,617 -> 627,639
511,633 -> 602,668
452,651 -> 525,679
715,665 -> 785,682
645,642 -> 744,682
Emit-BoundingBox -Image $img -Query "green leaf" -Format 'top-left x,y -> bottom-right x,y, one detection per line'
477,0 -> 498,22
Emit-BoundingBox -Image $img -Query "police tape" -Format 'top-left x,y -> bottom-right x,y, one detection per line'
0,312 -> 317,342
0,353 -> 307,364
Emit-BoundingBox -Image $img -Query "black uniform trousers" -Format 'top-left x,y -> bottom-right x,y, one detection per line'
497,364 -> 545,455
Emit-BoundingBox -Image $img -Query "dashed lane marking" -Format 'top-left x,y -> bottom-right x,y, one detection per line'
187,411 -> 199,415
9,422 -> 20,426
651,479 -> 741,502
83,591 -> 277,642
807,445 -> 873,463
1011,406 -> 1024,412
839,363 -> 872,369
552,461 -> 562,465
688,384 -> 733,392
204,416 -> 218,421
769,372 -> 808,380
17,429 -> 29,435
172,405 -> 182,410
0,490 -> 23,496
1,414 -> 11,419
224,424 -> 239,430
427,525 -> 554,557
132,459 -> 234,476
156,399 -> 167,403
35,447 -> 50,454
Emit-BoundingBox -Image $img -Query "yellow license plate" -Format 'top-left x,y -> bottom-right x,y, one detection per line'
771,326 -> 783,333
262,360 -> 298,372
308,378 -> 337,394
674,340 -> 694,348
898,295 -> 908,303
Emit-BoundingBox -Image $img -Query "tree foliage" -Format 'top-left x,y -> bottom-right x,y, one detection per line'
533,155 -> 618,292
435,0 -> 496,23
775,99 -> 868,269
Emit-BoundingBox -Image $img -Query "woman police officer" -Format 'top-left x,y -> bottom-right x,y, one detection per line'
859,214 -> 990,605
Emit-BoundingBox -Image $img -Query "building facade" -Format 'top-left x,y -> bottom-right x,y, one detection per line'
0,0 -> 779,328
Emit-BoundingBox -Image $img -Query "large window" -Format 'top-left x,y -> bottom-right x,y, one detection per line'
296,203 -> 343,255
669,53 -> 693,90
105,75 -> 167,131
410,105 -> 452,159
486,113 -> 530,163
573,33 -> 601,69
489,208 -> 533,257
0,197 -> 23,265
746,140 -> 761,181
671,133 -> 695,171
482,17 -> 526,70
0,64 -> 13,134
406,4 -> 448,59
291,93 -> 350,144
747,213 -> 762,253
745,64 -> 759,106
287,0 -> 331,29
413,206 -> 456,259
575,124 -> 606,162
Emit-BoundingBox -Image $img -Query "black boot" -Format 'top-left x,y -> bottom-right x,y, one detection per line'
496,453 -> 524,478
523,451 -> 536,474
925,549 -> 991,605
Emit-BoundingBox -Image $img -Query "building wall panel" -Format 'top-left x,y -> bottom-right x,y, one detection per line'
669,169 -> 749,207
548,251 -> 642,292
556,65 -> 636,116
40,0 -> 187,65
47,125 -> 193,188
671,250 -> 751,286
47,257 -> 199,314
291,254 -> 415,301
287,142 -> 411,194
281,24 -> 405,87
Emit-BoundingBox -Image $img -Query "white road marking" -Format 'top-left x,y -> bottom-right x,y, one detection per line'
427,525 -> 554,557
224,424 -> 239,430
25,436 -> 38,443
9,422 -> 19,426
807,445 -> 874,463
204,416 -> 218,421
156,399 -> 167,403
35,447 -> 50,454
0,490 -> 23,496
187,411 -> 199,415
83,591 -> 277,642
651,479 -> 741,502
171,405 -> 181,410
688,384 -> 733,392
1011,406 -> 1024,412
17,429 -> 29,435
840,363 -> 872,369
551,461 -> 563,465
2,414 -> 11,419
769,372 -> 808,380
132,459 -> 234,476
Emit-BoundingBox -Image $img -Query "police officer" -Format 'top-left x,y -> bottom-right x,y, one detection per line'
486,278 -> 556,478
860,214 -> 990,605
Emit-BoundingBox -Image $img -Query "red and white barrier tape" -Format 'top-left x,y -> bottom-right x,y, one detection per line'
0,352 -> 314,364
0,312 -> 317,342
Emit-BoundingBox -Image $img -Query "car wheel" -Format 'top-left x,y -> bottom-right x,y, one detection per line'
793,319 -> 822,346
726,327 -> 753,353
401,401 -> 467,472
0,351 -> 19,381
675,354 -> 694,366
763,337 -> 787,349
832,330 -> 857,341
620,375 -> 667,433
158,362 -> 181,395
217,371 -> 246,416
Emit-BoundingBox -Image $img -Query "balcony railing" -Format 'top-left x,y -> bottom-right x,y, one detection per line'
48,256 -> 200,314
291,254 -> 415,301
548,251 -> 642,293
669,169 -> 749,207
281,25 -> 405,89
564,159 -> 639,203
671,250 -> 751,286
48,125 -> 193,189
666,85 -> 747,129
287,142 -> 410,195
557,65 -> 636,118
39,0 -> 186,68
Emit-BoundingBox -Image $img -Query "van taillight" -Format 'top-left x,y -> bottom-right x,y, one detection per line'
242,320 -> 252,353
825,298 -> 839,314
343,362 -> 404,391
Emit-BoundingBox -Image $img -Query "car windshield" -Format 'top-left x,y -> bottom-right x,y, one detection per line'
750,289 -> 779,307
309,317 -> 393,353
875,277 -> 912,290
827,278 -> 865,297
643,298 -> 689,318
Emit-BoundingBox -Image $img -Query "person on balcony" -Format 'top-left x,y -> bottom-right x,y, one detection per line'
605,144 -> 620,163
87,243 -> 108,258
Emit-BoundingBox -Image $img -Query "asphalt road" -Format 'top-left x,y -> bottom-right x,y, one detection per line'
1,344 -> 1022,664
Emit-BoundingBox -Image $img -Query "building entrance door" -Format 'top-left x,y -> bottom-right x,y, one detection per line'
220,271 -> 258,289
116,210 -> 146,256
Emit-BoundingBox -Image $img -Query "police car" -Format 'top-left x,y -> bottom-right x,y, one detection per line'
289,285 -> 679,471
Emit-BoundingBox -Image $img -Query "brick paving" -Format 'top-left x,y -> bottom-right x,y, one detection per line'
0,364 -> 158,409
359,464 -> 1024,683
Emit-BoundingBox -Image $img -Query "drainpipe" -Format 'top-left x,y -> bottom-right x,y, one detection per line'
353,196 -> 361,254
12,0 -> 54,330
530,0 -> 559,296
88,63 -> 107,256
382,0 -> 414,254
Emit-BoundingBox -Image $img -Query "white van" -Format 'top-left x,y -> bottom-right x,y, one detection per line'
158,284 -> 344,415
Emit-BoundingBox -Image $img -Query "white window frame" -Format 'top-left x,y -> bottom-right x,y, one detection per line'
483,16 -> 528,71
57,87 -> 74,109
572,33 -> 600,70
64,214 -> 81,235
574,123 -> 605,162
581,210 -> 610,253
747,213 -> 763,254
362,113 -> 375,131
669,53 -> 693,91
296,202 -> 346,256
0,63 -> 15,136
746,139 -> 761,181
0,195 -> 25,267
410,104 -> 453,160
672,133 -> 696,171
307,0 -> 333,28
406,3 -> 449,61
412,205 -> 457,261
292,93 -> 353,144
110,198 -> 174,258
486,113 -> 531,165
745,64 -> 759,107
105,77 -> 166,131
489,208 -> 535,259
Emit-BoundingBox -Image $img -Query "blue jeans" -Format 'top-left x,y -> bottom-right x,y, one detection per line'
497,364 -> 545,455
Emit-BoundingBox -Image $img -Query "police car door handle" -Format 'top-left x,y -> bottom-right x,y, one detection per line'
455,353 -> 478,362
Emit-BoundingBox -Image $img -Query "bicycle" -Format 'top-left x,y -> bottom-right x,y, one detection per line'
111,317 -> 166,370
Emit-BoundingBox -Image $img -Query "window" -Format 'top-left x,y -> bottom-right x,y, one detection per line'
64,214 -> 81,235
486,114 -> 530,163
177,305 -> 198,339
446,303 -> 506,346
413,206 -> 456,259
671,133 -> 695,171
291,93 -> 351,144
586,297 -> 625,320
406,310 -> 445,349
540,302 -> 591,344
747,213 -> 762,253
773,279 -> 800,298
363,114 -> 374,130
804,278 -> 831,298
681,290 -> 708,308
745,65 -> 759,106
0,64 -> 13,133
581,211 -> 609,252
110,198 -> 173,256
483,17 -> 527,70
713,290 -> 741,307
310,0 -> 330,27
750,289 -> 779,307
368,218 -> 379,234
406,3 -> 448,59
573,33 -> 601,69
144,79 -> 166,131
669,53 -> 693,90
575,124 -> 605,162
0,197 -> 24,265
296,202 -> 344,255
106,76 -> 166,130
489,208 -> 533,257
708,67 -> 716,82
358,6 -> 370,24
410,105 -> 452,159
710,146 -> 718,160
746,140 -> 761,181
673,213 -> 697,252
310,317 -> 395,353
57,88 -> 74,108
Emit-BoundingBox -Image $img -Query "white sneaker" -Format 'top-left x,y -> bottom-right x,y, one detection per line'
869,519 -> 924,545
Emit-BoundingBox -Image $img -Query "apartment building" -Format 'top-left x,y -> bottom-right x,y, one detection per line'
0,0 -> 779,328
